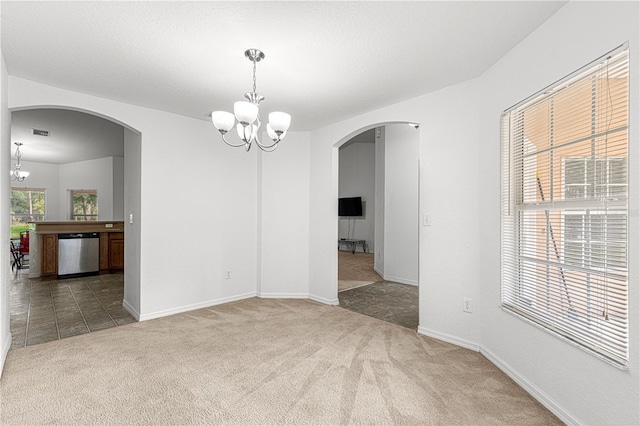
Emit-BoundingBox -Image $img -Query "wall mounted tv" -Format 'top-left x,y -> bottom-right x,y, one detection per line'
339,197 -> 363,217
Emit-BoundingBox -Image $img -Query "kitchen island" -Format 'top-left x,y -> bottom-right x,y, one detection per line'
28,221 -> 125,279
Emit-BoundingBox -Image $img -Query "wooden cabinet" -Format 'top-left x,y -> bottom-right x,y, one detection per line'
108,233 -> 124,270
41,234 -> 58,277
100,232 -> 124,272
32,222 -> 125,278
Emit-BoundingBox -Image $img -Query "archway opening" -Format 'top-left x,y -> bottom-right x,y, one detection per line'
334,122 -> 420,330
6,106 -> 141,349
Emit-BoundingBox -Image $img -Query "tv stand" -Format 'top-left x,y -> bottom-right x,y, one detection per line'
338,239 -> 368,254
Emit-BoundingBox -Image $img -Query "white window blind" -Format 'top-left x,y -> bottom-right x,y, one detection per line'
500,46 -> 629,368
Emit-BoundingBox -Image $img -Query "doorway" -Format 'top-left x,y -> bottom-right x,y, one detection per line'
336,123 -> 419,330
8,108 -> 141,347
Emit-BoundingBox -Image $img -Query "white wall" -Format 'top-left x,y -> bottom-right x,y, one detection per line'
8,77 -> 259,320
258,132 -> 311,298
112,156 -> 124,221
0,52 -> 12,375
384,123 -> 419,285
338,140 -> 375,250
59,157 -> 118,220
477,2 -> 639,425
123,128 -> 141,316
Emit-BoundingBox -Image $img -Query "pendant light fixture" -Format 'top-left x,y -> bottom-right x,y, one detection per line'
211,49 -> 291,152
10,142 -> 29,182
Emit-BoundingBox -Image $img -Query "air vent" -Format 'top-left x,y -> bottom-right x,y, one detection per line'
32,129 -> 50,137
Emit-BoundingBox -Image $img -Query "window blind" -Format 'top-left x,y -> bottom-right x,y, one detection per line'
500,46 -> 629,368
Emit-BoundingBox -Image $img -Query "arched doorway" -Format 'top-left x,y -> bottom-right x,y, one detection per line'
334,122 -> 420,329
6,106 -> 141,348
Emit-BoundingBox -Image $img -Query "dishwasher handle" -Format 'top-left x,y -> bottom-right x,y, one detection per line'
58,232 -> 99,239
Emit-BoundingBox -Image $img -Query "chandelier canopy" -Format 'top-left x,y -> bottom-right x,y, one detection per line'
10,142 -> 29,182
211,49 -> 291,152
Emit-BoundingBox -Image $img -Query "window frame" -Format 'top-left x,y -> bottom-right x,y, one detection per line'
10,187 -> 46,232
500,44 -> 629,369
69,189 -> 99,221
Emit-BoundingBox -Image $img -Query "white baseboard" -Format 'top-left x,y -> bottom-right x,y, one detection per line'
373,266 -> 384,278
122,299 -> 140,321
416,328 -> 578,424
258,292 -> 309,299
383,274 -> 418,286
480,346 -> 581,426
0,331 -> 12,378
138,292 -> 256,321
372,267 -> 417,286
309,294 -> 339,306
417,326 -> 480,352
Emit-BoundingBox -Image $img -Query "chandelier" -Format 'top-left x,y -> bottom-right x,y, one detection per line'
211,49 -> 291,152
10,142 -> 29,182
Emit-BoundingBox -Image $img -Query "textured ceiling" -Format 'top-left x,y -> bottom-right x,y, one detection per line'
2,1 -> 567,134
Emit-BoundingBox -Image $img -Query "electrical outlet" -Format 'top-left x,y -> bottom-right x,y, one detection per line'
225,270 -> 232,280
463,298 -> 472,313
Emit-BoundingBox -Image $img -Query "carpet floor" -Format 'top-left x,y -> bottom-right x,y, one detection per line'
339,281 -> 419,330
338,251 -> 382,292
0,298 -> 560,425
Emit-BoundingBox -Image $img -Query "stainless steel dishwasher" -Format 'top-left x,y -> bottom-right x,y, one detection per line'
58,232 -> 100,278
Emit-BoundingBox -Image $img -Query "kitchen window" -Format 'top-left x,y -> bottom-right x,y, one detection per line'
70,190 -> 98,221
10,188 -> 45,238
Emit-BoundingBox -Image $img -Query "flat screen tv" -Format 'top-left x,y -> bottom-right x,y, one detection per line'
339,197 -> 363,217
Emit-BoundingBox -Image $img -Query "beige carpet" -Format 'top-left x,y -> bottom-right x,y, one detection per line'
338,251 -> 382,292
0,298 -> 560,425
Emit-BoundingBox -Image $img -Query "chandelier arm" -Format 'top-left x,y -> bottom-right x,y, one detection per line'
221,133 -> 248,148
254,133 -> 280,150
257,143 -> 279,153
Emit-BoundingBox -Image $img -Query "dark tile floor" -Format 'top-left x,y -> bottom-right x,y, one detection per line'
338,280 -> 419,330
10,269 -> 136,349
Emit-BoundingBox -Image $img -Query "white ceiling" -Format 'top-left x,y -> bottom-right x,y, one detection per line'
11,109 -> 124,164
2,1 -> 566,161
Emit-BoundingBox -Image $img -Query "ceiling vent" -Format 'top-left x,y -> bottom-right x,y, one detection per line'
32,129 -> 50,137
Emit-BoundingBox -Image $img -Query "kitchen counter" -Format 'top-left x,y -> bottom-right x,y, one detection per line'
27,221 -> 125,279
30,221 -> 125,234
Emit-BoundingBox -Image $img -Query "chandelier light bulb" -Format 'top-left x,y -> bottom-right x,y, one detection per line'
234,101 -> 258,125
211,111 -> 235,132
267,124 -> 287,142
268,112 -> 291,133
236,123 -> 245,140
267,124 -> 277,141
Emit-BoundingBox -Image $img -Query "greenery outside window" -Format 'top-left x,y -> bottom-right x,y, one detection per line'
10,188 -> 45,238
71,190 -> 98,221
